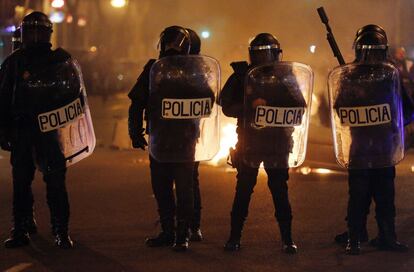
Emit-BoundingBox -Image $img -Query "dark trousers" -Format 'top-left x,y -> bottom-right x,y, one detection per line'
11,143 -> 69,233
347,167 -> 396,237
192,161 -> 202,230
230,164 -> 292,233
149,156 -> 195,231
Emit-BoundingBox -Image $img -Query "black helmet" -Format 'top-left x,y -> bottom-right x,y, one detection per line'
353,24 -> 388,61
186,28 -> 201,55
249,33 -> 282,65
21,11 -> 53,47
12,27 -> 22,51
159,25 -> 190,57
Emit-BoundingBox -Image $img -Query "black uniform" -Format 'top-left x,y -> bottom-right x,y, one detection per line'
220,61 -> 303,252
192,161 -> 202,231
333,24 -> 408,255
128,57 -> 196,249
334,58 -> 414,246
0,44 -> 73,248
334,63 -> 399,250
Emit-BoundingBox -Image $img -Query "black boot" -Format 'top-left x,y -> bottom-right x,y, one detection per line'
345,239 -> 361,255
55,231 -> 74,249
145,231 -> 175,247
145,220 -> 175,247
189,228 -> 203,242
335,227 -> 369,244
24,216 -> 37,235
4,227 -> 30,248
190,209 -> 203,242
378,240 -> 409,252
52,214 -> 73,249
224,216 -> 243,251
279,221 -> 297,254
172,221 -> 190,252
224,233 -> 241,251
345,228 -> 360,255
54,222 -> 73,249
373,220 -> 408,252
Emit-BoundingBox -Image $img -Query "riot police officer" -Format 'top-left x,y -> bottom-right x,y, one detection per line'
330,24 -> 408,255
128,26 -> 199,251
334,26 -> 414,247
0,11 -> 93,249
220,33 -> 308,254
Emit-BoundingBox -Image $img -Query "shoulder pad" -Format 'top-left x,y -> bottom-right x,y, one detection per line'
0,50 -> 23,72
230,61 -> 249,74
2,49 -> 23,65
8,48 -> 24,58
144,59 -> 157,71
53,48 -> 72,62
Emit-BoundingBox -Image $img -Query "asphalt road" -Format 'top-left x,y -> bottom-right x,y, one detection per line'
0,146 -> 414,272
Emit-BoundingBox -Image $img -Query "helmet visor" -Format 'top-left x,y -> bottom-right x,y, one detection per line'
21,24 -> 52,45
355,44 -> 388,50
159,31 -> 190,54
249,47 -> 282,65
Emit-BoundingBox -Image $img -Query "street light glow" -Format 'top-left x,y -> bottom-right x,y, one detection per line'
201,31 -> 210,39
310,45 -> 316,53
51,0 -> 65,8
111,0 -> 127,8
49,11 -> 65,23
5,25 -> 16,33
77,17 -> 87,27
66,15 -> 73,23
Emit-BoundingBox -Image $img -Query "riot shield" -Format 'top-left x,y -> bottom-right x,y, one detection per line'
33,59 -> 96,173
328,62 -> 404,169
148,55 -> 220,162
243,61 -> 313,168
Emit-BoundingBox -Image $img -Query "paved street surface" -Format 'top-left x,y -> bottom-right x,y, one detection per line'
0,96 -> 413,272
1,146 -> 414,272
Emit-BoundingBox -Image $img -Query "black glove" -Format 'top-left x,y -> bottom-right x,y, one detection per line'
131,134 -> 148,150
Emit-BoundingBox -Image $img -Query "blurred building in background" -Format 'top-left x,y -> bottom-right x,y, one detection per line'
1,0 -> 414,98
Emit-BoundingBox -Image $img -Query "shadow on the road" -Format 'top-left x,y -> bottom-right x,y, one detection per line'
23,235 -> 131,272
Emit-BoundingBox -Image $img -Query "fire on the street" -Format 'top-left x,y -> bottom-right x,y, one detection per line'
209,122 -> 238,166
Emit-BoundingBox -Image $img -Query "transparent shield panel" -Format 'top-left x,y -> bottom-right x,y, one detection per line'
148,55 -> 220,162
328,62 -> 404,169
35,59 -> 96,173
243,61 -> 314,168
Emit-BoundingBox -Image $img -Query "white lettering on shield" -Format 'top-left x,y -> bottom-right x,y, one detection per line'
162,98 -> 212,119
38,98 -> 84,132
338,103 -> 391,127
255,106 -> 305,127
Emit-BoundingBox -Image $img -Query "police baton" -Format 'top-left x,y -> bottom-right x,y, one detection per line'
317,7 -> 345,65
